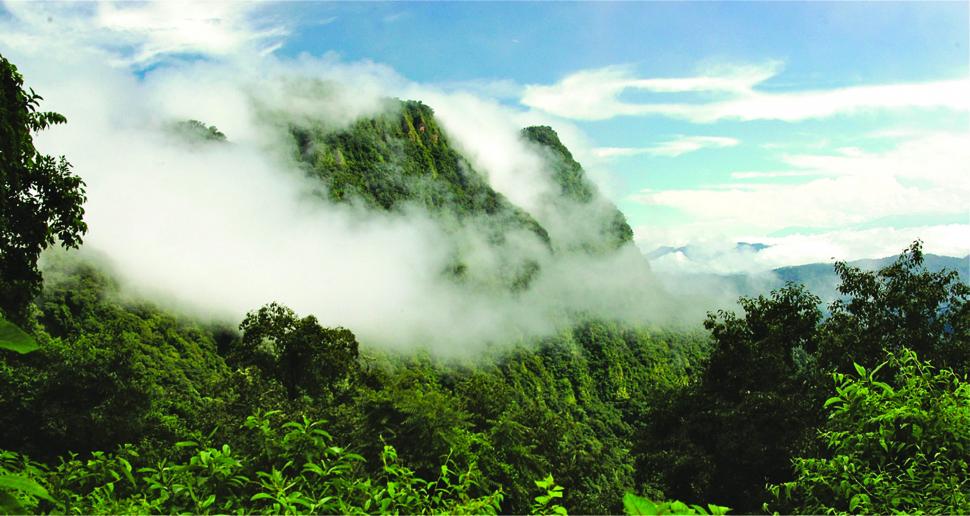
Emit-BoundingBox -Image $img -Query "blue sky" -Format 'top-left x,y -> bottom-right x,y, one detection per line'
278,1 -> 969,269
2,1 -> 968,271
307,3 -> 966,83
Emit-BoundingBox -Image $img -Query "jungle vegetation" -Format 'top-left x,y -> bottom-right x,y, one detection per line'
1,52 -> 968,515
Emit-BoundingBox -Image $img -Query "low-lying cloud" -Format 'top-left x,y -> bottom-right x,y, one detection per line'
3,11 -> 694,356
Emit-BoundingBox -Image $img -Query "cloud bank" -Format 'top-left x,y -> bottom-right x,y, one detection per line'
631,132 -> 970,234
1,1 -> 286,67
2,3 -> 687,356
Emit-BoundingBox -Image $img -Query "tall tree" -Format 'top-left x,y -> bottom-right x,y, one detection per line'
236,303 -> 359,399
0,54 -> 87,322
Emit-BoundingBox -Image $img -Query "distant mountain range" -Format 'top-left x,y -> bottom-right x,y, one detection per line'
649,243 -> 968,305
645,242 -> 770,260
769,253 -> 969,303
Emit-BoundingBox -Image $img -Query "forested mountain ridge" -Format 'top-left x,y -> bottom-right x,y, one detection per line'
284,98 -> 637,291
2,52 -> 969,515
521,125 -> 634,253
290,100 -> 549,241
2,253 -> 712,514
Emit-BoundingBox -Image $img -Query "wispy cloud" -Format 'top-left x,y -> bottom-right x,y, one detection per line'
430,78 -> 524,100
630,132 -> 970,234
382,11 -> 408,24
729,171 -> 818,180
595,135 -> 739,159
1,1 -> 287,66
522,63 -> 970,122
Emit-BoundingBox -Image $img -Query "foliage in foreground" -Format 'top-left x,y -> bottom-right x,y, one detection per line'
3,242 -> 966,515
623,492 -> 730,515
2,50 -> 968,515
767,350 -> 970,514
637,241 -> 969,512
0,315 -> 37,354
0,410 -> 501,515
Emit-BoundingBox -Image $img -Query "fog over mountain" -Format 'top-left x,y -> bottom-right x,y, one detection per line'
7,46 -> 701,355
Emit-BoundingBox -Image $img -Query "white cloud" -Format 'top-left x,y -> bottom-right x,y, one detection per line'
1,1 -> 286,66
2,5 -> 703,355
632,131 -> 970,232
632,130 -> 970,272
729,171 -> 817,179
521,63 -> 970,122
641,225 -> 970,275
595,135 -> 739,158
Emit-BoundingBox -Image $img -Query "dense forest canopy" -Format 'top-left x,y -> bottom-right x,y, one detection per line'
1,52 -> 968,515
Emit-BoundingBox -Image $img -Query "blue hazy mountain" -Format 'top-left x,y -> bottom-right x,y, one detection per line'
649,245 -> 968,306
769,253 -> 969,303
646,242 -> 771,261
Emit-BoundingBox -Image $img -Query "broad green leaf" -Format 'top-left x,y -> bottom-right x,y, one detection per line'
0,474 -> 54,502
623,493 -> 658,515
669,500 -> 690,513
535,474 -> 555,489
0,317 -> 38,354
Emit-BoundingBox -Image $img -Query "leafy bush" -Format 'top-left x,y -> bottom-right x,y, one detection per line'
0,411 -> 502,514
531,474 -> 567,516
767,350 -> 970,514
622,493 -> 729,515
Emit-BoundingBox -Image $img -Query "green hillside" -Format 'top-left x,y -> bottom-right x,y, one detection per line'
284,100 -> 636,291
291,100 -> 549,243
2,54 -> 968,515
521,126 -> 634,253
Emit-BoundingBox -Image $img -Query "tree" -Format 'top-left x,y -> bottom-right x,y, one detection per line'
637,241 -> 969,512
0,53 -> 87,322
236,303 -> 359,399
172,119 -> 227,143
637,284 -> 824,512
819,240 -> 969,376
767,350 -> 970,514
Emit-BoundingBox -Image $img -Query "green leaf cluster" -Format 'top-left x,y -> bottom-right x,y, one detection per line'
767,350 -> 970,514
623,492 -> 729,515
636,241 -> 969,512
0,411 -> 501,515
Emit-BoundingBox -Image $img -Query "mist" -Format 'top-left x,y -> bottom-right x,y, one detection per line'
7,43 -> 716,356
